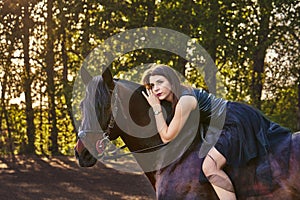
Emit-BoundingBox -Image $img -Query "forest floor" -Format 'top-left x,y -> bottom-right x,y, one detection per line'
0,155 -> 156,200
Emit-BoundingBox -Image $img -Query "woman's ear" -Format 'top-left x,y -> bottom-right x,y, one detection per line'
80,67 -> 93,86
102,67 -> 115,90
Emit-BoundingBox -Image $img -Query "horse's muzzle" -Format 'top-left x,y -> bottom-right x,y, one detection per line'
74,140 -> 98,167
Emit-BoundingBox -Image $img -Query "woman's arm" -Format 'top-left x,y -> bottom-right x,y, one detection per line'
154,96 -> 197,143
142,89 -> 197,143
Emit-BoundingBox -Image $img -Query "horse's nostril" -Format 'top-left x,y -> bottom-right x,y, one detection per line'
75,147 -> 98,167
74,147 -> 80,160
76,139 -> 85,153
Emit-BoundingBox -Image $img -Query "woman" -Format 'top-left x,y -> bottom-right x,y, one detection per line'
141,64 -> 291,200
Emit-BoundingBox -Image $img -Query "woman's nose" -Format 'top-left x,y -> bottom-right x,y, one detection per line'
152,84 -> 159,91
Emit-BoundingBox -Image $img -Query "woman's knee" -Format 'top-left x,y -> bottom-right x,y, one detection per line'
202,154 -> 217,176
202,148 -> 227,176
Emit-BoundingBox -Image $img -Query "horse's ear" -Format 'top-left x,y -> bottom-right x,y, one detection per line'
80,67 -> 93,86
102,67 -> 115,90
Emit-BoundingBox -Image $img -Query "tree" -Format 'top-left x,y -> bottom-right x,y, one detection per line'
263,1 -> 300,130
22,1 -> 36,154
46,0 -> 59,155
0,0 -> 298,156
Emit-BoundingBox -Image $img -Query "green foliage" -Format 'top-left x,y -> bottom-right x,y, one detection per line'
262,86 -> 298,132
0,0 -> 299,156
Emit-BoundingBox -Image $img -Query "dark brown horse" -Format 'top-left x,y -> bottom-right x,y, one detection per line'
75,68 -> 300,199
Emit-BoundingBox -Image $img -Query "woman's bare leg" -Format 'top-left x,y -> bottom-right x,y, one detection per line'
202,147 -> 236,200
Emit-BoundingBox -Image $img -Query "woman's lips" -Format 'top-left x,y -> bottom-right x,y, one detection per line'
156,93 -> 162,97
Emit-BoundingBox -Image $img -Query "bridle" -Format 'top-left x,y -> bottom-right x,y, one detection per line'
77,112 -> 116,157
77,84 -> 167,161
77,109 -> 167,161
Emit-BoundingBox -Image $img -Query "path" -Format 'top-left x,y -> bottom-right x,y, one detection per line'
0,156 -> 156,200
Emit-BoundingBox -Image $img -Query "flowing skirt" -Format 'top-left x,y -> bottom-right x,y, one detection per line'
199,102 -> 292,183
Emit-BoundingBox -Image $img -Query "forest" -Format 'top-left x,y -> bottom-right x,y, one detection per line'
0,0 -> 299,156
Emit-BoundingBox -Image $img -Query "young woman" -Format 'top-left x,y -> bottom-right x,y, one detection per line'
141,64 -> 291,200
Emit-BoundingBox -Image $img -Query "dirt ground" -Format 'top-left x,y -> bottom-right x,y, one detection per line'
0,155 -> 156,200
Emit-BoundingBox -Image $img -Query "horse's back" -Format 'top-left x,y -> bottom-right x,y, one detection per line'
288,132 -> 300,178
291,131 -> 300,154
154,132 -> 300,200
267,131 -> 300,199
229,131 -> 300,199
155,144 -> 219,200
290,131 -> 300,160
285,132 -> 300,197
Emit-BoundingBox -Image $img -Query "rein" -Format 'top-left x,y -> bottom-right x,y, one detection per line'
78,127 -> 167,161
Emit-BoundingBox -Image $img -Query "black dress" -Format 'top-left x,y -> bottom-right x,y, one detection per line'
183,88 -> 292,182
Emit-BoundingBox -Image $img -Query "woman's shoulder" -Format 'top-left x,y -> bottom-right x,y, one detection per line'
181,87 -> 228,110
181,87 -> 208,98
178,93 -> 197,111
180,87 -> 195,96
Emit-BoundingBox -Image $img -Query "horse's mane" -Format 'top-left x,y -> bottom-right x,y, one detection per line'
117,79 -> 144,91
117,79 -> 176,127
80,76 -> 111,131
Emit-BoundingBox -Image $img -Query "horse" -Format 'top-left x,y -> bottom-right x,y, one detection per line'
74,68 -> 300,199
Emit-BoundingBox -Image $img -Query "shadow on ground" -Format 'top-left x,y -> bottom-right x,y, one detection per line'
0,155 -> 156,200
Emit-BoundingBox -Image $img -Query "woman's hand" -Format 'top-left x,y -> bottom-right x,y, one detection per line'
142,89 -> 161,109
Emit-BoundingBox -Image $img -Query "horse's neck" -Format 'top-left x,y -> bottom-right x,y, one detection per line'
116,79 -> 199,188
116,80 -> 160,140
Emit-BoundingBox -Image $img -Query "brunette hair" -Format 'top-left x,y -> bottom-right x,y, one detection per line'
141,64 -> 185,113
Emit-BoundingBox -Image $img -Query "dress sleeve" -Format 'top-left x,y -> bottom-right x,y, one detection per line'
179,88 -> 212,123
194,89 -> 227,125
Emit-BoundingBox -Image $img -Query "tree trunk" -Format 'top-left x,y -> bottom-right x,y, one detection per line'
251,50 -> 265,110
297,80 -> 300,131
81,1 -> 91,58
251,0 -> 272,110
46,0 -> 59,155
203,0 -> 219,94
146,0 -> 155,26
39,81 -> 47,156
22,4 -> 36,154
0,72 -> 5,135
1,71 -> 15,158
62,27 -> 77,135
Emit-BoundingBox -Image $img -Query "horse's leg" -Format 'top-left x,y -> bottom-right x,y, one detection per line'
203,147 -> 237,200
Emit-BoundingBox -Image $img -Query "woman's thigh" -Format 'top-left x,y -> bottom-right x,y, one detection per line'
204,147 -> 227,171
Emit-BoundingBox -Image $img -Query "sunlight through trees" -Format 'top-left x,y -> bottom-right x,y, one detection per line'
0,0 -> 299,155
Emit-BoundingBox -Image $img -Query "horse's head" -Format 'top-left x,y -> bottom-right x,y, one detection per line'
74,67 -> 119,167
74,67 -> 162,168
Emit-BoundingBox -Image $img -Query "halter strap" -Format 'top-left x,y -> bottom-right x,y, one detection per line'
77,112 -> 115,139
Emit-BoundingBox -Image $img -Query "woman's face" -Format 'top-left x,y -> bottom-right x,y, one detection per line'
149,75 -> 173,102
